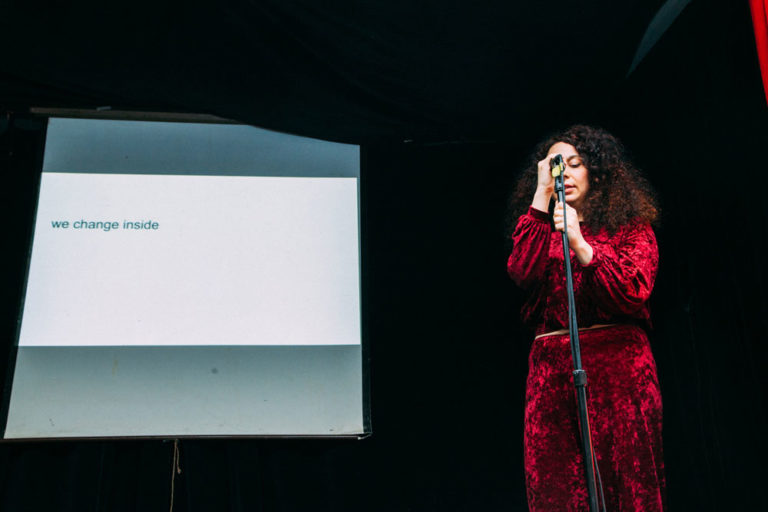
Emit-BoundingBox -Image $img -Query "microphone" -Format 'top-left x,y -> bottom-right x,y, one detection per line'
550,154 -> 565,197
550,154 -> 565,178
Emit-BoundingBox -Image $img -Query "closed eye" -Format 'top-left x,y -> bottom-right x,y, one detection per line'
567,157 -> 582,167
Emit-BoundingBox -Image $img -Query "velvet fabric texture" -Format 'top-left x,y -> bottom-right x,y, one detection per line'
508,206 -> 665,511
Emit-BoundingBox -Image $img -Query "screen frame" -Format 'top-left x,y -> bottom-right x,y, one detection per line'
0,111 -> 372,441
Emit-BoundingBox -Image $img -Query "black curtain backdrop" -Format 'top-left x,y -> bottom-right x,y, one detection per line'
0,0 -> 665,144
1,1 -> 766,511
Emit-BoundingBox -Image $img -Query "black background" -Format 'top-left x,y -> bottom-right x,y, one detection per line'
1,1 -> 766,510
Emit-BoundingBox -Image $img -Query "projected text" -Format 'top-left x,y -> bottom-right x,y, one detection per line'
50,219 -> 160,231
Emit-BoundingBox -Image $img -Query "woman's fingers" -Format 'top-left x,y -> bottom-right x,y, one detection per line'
553,201 -> 579,234
536,158 -> 556,192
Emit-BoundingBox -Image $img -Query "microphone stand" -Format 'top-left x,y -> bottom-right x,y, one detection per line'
552,161 -> 604,512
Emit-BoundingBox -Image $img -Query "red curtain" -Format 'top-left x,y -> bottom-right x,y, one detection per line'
750,0 -> 768,105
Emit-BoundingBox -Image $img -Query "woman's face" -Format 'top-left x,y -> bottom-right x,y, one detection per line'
547,142 -> 589,210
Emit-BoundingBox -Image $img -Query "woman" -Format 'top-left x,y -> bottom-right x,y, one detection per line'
507,125 -> 665,511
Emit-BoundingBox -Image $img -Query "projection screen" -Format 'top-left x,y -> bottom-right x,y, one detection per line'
1,116 -> 367,439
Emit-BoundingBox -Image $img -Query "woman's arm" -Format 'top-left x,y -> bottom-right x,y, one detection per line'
582,222 -> 659,315
507,154 -> 563,289
507,207 -> 552,289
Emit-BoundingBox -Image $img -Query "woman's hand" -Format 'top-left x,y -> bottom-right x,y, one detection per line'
531,156 -> 556,212
553,201 -> 593,265
536,156 -> 555,196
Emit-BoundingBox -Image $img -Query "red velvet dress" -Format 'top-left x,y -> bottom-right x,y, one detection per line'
507,206 -> 665,511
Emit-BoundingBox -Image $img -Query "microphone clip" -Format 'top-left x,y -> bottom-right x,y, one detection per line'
550,154 -> 565,178
550,154 -> 566,193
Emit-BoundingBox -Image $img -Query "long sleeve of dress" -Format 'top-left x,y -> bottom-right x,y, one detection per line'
581,222 -> 659,316
507,206 -> 552,289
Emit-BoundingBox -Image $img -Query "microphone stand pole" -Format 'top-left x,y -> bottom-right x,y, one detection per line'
552,161 -> 603,512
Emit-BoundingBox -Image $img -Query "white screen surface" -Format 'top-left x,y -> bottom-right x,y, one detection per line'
21,173 -> 360,347
4,117 -> 365,438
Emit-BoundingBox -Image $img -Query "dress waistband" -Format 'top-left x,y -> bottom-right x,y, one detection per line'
533,323 -> 619,340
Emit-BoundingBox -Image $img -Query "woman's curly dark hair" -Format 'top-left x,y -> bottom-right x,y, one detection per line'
507,124 -> 659,236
